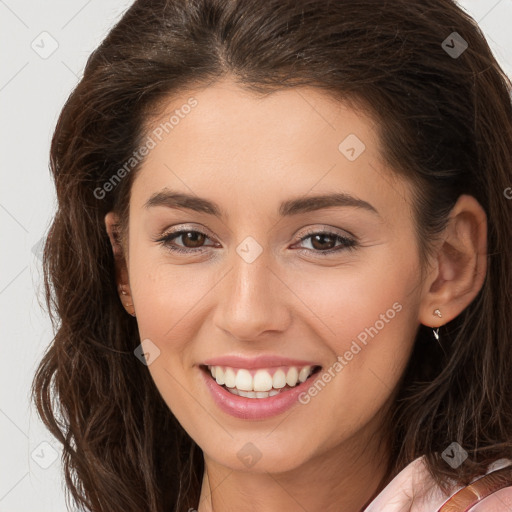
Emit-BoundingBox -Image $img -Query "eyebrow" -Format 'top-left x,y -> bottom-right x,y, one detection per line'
143,188 -> 380,218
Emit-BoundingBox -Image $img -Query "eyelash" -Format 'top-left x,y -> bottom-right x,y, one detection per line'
154,227 -> 358,256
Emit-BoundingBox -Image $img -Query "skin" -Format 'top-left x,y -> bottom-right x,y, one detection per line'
105,78 -> 487,512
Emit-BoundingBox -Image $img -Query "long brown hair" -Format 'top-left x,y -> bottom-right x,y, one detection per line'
32,0 -> 512,510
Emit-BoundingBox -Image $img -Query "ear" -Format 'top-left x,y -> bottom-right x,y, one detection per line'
418,194 -> 487,328
104,211 -> 136,317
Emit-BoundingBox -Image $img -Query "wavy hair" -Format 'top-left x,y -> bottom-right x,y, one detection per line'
32,0 -> 512,510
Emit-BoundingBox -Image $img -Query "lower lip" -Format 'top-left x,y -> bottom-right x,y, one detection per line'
200,367 -> 320,420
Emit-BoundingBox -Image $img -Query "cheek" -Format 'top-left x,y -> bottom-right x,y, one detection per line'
296,249 -> 419,354
290,252 -> 420,425
129,247 -> 215,342
127,246 -> 212,397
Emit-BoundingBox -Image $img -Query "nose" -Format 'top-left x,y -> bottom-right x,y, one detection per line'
212,245 -> 292,342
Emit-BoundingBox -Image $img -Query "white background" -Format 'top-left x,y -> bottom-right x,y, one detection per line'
1,1 -> 511,510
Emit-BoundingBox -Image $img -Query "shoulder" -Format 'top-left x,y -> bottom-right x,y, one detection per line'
363,456 -> 458,511
364,456 -> 512,512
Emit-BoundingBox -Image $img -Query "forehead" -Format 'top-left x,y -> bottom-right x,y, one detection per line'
143,79 -> 377,157
131,78 -> 412,222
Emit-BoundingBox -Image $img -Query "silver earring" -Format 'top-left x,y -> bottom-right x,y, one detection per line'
433,308 -> 442,341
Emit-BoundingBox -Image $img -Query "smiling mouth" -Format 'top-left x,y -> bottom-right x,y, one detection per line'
200,364 -> 323,399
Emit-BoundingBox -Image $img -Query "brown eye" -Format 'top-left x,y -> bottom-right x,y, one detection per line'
179,231 -> 207,248
309,233 -> 337,251
296,231 -> 357,256
155,229 -> 216,254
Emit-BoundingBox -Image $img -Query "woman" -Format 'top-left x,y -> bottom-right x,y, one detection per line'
32,0 -> 512,510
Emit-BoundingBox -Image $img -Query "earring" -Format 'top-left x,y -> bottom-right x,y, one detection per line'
433,308 -> 442,341
119,285 -> 136,317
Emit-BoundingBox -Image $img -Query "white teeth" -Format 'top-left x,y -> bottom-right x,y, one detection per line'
215,367 -> 225,385
208,364 -> 317,396
299,366 -> 312,383
272,369 -> 286,389
226,387 -> 277,398
227,388 -> 283,398
235,369 -> 253,391
253,369 -> 273,391
286,367 -> 299,387
238,390 -> 257,398
224,368 -> 236,388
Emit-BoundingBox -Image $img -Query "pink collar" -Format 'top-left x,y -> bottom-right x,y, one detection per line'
363,455 -> 512,512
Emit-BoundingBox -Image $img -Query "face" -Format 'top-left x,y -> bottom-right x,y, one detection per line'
118,78 -> 426,473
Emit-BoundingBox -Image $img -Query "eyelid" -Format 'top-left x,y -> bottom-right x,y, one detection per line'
158,223 -> 215,239
296,224 -> 357,241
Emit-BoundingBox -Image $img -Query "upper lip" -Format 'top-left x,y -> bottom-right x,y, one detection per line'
201,355 -> 321,369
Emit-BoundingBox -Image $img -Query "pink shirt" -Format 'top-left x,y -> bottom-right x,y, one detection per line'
364,456 -> 512,511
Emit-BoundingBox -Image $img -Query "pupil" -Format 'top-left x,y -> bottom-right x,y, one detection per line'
184,232 -> 205,248
312,234 -> 334,250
